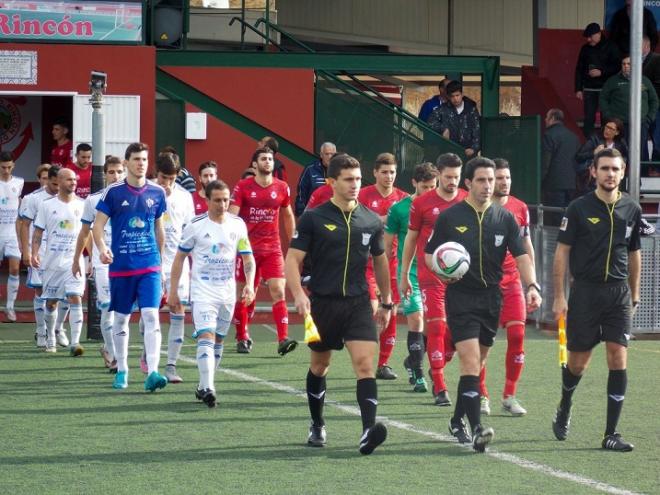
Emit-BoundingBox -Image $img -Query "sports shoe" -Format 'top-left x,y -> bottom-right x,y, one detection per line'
200,388 -> 217,408
434,390 -> 452,407
480,396 -> 491,416
376,365 -> 397,380
139,351 -> 148,374
552,406 -> 571,441
277,338 -> 298,356
36,334 -> 47,348
144,371 -> 168,392
165,364 -> 183,384
44,345 -> 57,353
359,422 -> 387,455
5,308 -> 16,322
502,396 -> 527,416
195,388 -> 204,401
403,356 -> 415,385
236,339 -> 251,354
112,371 -> 128,389
602,433 -> 634,452
308,423 -> 327,447
100,347 -> 113,368
56,330 -> 69,347
472,425 -> 494,453
448,418 -> 472,444
70,344 -> 84,357
413,377 -> 428,393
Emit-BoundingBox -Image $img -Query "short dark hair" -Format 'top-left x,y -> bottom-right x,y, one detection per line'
76,143 -> 92,155
103,156 -> 122,173
327,153 -> 360,179
464,157 -> 495,181
446,80 -> 463,95
593,148 -> 625,168
205,179 -> 230,198
260,136 -> 279,154
374,152 -> 397,170
547,108 -> 564,122
0,151 -> 14,162
53,117 -> 70,130
412,162 -> 437,182
155,152 -> 180,175
252,146 -> 273,163
603,117 -> 625,137
438,78 -> 449,91
125,142 -> 149,160
493,158 -> 510,170
435,152 -> 463,172
48,165 -> 61,179
198,161 -> 217,175
241,167 -> 256,179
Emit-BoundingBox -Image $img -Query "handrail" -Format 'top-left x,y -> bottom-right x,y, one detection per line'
229,16 -> 287,51
254,17 -> 315,53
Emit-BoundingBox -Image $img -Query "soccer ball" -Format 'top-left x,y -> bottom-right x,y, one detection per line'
431,242 -> 470,280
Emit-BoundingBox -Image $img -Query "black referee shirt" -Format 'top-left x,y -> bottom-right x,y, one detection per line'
425,200 -> 525,290
557,191 -> 642,283
291,200 -> 384,297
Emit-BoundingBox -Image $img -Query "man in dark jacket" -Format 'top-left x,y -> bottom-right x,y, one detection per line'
418,79 -> 449,123
542,109 -> 581,224
294,142 -> 336,216
428,81 -> 480,158
574,23 -> 621,138
609,0 -> 658,55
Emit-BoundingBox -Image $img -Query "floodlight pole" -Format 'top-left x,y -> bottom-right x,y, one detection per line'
629,0 -> 642,201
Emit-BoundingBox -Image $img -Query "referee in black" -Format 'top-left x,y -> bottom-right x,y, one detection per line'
285,153 -> 393,455
424,157 -> 541,452
552,148 -> 641,452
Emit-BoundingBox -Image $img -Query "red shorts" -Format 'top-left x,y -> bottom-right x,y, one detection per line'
366,265 -> 400,304
420,282 -> 447,320
235,250 -> 285,284
499,271 -> 526,325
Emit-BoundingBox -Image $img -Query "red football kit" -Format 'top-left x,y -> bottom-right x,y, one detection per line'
50,141 -> 72,168
305,184 -> 333,210
65,162 -> 92,198
192,191 -> 208,216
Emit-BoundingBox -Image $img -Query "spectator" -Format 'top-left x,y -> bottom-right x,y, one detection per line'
600,55 -> 659,161
608,0 -> 658,55
294,142 -> 336,216
428,80 -> 480,158
575,117 -> 628,194
257,136 -> 287,182
418,79 -> 450,123
160,146 -> 196,193
50,117 -> 72,168
643,35 -> 660,159
574,23 -> 621,138
542,108 -> 581,223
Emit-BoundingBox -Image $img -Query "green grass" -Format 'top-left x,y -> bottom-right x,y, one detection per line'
0,322 -> 658,494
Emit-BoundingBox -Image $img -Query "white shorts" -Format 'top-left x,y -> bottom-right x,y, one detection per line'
164,262 -> 190,304
42,269 -> 86,300
94,265 -> 111,308
0,237 -> 20,259
27,266 -> 43,289
191,301 -> 235,339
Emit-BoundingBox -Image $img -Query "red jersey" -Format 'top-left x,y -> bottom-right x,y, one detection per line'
408,188 -> 468,284
231,176 -> 290,254
306,184 -> 333,210
50,141 -> 72,168
500,195 -> 530,275
65,162 -> 92,198
192,190 -> 208,216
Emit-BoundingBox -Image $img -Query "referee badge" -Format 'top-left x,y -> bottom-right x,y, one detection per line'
559,217 -> 568,231
494,235 -> 503,247
362,233 -> 372,245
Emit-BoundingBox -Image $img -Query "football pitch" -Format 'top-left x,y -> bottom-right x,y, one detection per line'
0,322 -> 658,495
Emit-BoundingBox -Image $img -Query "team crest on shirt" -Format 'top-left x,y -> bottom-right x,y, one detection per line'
559,217 -> 568,231
494,235 -> 504,247
146,198 -> 155,208
587,217 -> 600,224
270,191 -> 277,199
362,233 -> 371,245
371,200 -> 379,208
229,232 -> 237,241
432,207 -> 440,216
455,226 -> 468,233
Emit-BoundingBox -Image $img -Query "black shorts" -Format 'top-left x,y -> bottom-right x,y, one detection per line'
567,280 -> 631,352
445,284 -> 502,347
308,294 -> 378,352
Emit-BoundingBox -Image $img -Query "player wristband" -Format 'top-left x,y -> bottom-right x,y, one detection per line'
379,302 -> 394,310
527,283 -> 541,293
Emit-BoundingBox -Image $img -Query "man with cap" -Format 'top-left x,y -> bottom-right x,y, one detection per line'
574,22 -> 621,138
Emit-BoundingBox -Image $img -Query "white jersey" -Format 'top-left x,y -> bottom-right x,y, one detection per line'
0,176 -> 24,238
81,190 -> 112,268
179,213 -> 252,305
162,184 -> 194,270
19,187 -> 55,253
34,196 -> 85,271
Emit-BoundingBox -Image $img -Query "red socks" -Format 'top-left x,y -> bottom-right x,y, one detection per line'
426,319 -> 447,394
377,315 -> 396,367
272,300 -> 289,341
232,301 -> 249,341
504,323 -> 525,397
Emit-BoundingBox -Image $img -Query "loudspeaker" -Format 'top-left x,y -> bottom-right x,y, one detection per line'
152,0 -> 185,48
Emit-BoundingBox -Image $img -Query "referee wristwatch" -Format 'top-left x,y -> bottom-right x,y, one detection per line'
526,283 -> 541,293
379,302 -> 394,310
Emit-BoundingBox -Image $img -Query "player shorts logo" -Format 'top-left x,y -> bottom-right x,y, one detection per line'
324,224 -> 337,231
128,217 -> 146,228
362,233 -> 371,245
559,217 -> 568,231
270,191 -> 277,199
587,217 -> 600,224
455,226 -> 468,233
494,235 -> 503,247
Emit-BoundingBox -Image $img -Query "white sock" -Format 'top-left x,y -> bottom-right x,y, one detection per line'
197,338 -> 214,390
214,341 -> 224,370
100,306 -> 115,360
6,274 -> 19,309
34,296 -> 46,337
56,301 -> 70,334
69,304 -> 83,346
167,313 -> 185,365
112,312 -> 130,372
44,306 -> 57,347
141,307 -> 161,374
